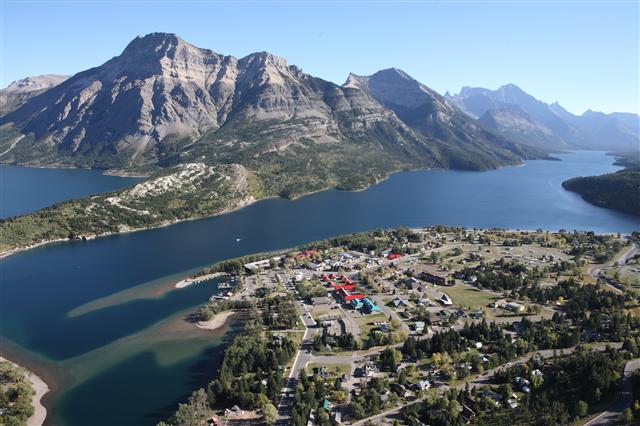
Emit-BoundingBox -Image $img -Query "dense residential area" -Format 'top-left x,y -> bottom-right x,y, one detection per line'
158,227 -> 640,426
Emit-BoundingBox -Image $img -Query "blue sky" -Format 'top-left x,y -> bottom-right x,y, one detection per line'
1,1 -> 638,114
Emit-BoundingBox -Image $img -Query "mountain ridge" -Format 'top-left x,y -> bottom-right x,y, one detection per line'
0,32 -> 538,174
446,84 -> 638,151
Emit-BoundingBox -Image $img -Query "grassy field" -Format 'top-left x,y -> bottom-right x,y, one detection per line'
354,312 -> 388,337
307,363 -> 352,376
444,283 -> 498,310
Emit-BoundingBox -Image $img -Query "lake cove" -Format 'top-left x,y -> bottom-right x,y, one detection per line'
0,164 -> 142,218
0,150 -> 638,425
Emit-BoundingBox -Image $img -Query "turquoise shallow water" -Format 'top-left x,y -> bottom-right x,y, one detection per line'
0,151 -> 637,425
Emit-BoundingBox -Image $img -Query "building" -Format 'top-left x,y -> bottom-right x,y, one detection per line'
414,321 -> 426,333
350,299 -> 364,309
333,284 -> 356,291
420,271 -> 447,286
438,293 -> 453,306
505,302 -> 525,312
362,298 -> 381,313
244,259 -> 271,273
414,379 -> 431,391
337,287 -> 365,302
392,298 -> 410,308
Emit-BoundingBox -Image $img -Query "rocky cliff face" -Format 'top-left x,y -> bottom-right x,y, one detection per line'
1,33 -> 540,172
2,33 -> 427,169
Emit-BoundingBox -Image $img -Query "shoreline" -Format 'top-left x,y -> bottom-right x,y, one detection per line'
0,151 -> 622,260
0,355 -> 49,426
194,311 -> 238,331
0,195 -> 258,259
175,272 -> 228,289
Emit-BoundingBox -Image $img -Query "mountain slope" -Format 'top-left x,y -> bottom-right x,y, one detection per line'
343,69 -> 540,170
0,33 -> 547,254
1,34 -> 539,175
0,74 -> 68,116
447,85 -> 638,151
0,34 -> 427,172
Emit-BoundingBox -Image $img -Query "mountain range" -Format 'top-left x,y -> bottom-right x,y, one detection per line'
0,32 -> 540,178
446,85 -> 638,151
0,32 -> 638,252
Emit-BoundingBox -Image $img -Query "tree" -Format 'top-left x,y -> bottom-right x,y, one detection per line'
349,401 -> 366,419
575,400 -> 589,418
620,408 -> 634,424
260,400 -> 277,424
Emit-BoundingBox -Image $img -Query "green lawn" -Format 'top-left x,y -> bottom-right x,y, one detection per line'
307,363 -> 352,376
444,283 -> 498,310
354,312 -> 388,337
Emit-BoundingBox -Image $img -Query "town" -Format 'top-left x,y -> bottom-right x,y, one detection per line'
160,226 -> 640,426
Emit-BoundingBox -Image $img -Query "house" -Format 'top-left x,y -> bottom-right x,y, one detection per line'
322,399 -> 332,411
414,321 -> 426,333
417,297 -> 431,307
391,383 -> 411,398
531,369 -> 543,378
350,299 -> 364,309
492,299 -> 509,309
469,310 -> 484,319
438,293 -> 453,306
420,271 -> 447,286
478,389 -> 502,405
414,379 -> 431,391
387,253 -> 402,260
461,404 -> 476,423
505,302 -> 524,313
393,297 -> 410,308
473,342 -> 483,349
428,312 -> 443,326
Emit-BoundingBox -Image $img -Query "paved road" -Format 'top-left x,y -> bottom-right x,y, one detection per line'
588,240 -> 638,281
275,299 -> 316,424
583,358 -> 640,426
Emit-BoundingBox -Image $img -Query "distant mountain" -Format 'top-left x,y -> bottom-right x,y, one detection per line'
343,69 -> 537,169
447,85 -> 638,151
0,74 -> 68,115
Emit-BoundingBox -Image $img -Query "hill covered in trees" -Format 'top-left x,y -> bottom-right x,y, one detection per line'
562,155 -> 639,217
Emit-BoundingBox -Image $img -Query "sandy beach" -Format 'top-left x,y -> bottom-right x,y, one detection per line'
195,311 -> 237,330
0,356 -> 49,426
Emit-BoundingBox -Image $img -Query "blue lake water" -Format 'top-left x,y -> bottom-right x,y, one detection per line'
0,165 -> 142,218
0,151 -> 637,425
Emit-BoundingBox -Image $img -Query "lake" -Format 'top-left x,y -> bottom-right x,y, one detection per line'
0,165 -> 143,218
0,151 -> 637,425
